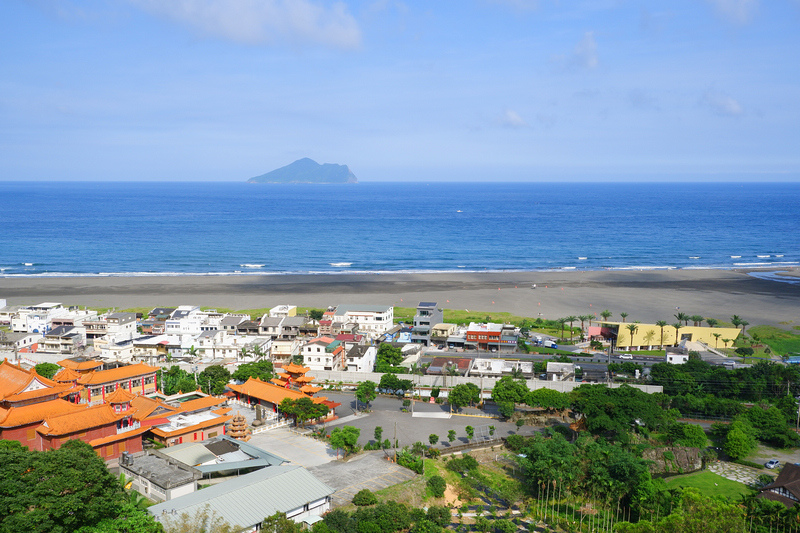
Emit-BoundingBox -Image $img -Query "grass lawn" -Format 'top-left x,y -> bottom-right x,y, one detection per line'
664,470 -> 750,500
748,325 -> 800,356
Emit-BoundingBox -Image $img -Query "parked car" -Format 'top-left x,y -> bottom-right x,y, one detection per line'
619,353 -> 633,360
765,459 -> 780,469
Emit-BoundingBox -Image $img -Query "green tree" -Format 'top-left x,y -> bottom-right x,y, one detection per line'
565,315 -> 578,341
448,383 -> 480,411
352,489 -> 378,506
625,323 -> 639,348
712,333 -> 721,348
0,440 -> 134,533
34,362 -> 60,379
279,397 -> 329,427
447,430 -> 456,443
672,322 -> 683,346
465,426 -> 474,441
620,312 -> 629,323
262,511 -> 301,533
355,381 -> 377,409
491,376 -> 528,404
601,309 -> 613,321
428,434 -> 439,446
689,314 -> 704,327
427,476 -> 446,498
706,317 -> 719,327
724,426 -> 755,460
198,365 -> 231,395
655,320 -> 668,347
330,426 -> 361,458
675,312 -> 689,326
231,360 -> 273,382
307,309 -> 324,321
374,426 -> 383,443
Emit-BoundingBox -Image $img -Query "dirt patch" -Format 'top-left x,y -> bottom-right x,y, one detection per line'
443,484 -> 462,507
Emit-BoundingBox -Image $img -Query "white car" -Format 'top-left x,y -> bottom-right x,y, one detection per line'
619,353 -> 633,360
765,460 -> 780,469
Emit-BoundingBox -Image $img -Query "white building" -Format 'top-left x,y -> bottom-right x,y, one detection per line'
269,305 -> 297,318
165,306 -> 204,336
345,345 -> 377,373
11,302 -> 69,333
302,337 -> 344,372
332,305 -> 394,338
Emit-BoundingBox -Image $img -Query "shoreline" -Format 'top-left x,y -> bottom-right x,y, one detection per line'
1,267 -> 799,327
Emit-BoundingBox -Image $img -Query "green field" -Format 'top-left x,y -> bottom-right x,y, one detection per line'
747,325 -> 800,356
663,470 -> 750,500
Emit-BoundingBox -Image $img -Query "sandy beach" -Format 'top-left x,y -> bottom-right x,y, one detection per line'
1,268 -> 799,327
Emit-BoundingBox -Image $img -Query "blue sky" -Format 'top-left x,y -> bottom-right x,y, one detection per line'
1,0 -> 799,182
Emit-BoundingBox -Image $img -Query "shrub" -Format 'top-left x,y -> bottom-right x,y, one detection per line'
427,475 -> 447,498
735,347 -> 754,356
352,489 -> 378,506
505,434 -> 525,451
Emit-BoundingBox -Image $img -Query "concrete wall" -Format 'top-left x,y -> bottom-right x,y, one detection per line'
307,370 -> 663,394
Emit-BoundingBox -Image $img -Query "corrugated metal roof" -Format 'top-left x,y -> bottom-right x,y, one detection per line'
149,465 -> 334,529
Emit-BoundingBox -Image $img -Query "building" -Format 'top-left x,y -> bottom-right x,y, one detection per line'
331,305 -> 394,338
77,362 -> 159,405
119,451 -> 200,502
0,331 -> 42,355
410,302 -> 444,346
11,302 -> 68,333
469,358 -> 533,378
302,337 -> 345,372
149,464 -> 335,530
83,312 -> 137,344
269,305 -> 297,318
430,323 -> 456,347
593,322 -> 740,350
345,345 -> 377,373
465,322 -> 520,352
37,325 -> 85,354
159,434 -> 286,479
758,463 -> 800,508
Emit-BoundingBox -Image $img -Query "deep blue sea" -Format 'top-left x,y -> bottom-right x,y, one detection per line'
1,181 -> 798,277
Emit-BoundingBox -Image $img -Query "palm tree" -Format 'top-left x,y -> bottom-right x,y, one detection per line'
655,320 -> 668,348
712,333 -> 721,348
690,314 -> 704,327
740,320 -> 749,337
566,315 -> 578,341
722,338 -> 732,348
731,315 -> 742,329
579,314 -> 592,334
601,309 -> 612,321
557,317 -> 568,340
625,324 -> 639,350
675,312 -> 689,326
672,322 -> 683,346
620,312 -> 629,323
706,317 -> 719,328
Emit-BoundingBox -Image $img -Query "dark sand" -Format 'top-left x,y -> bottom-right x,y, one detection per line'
1,269 -> 799,326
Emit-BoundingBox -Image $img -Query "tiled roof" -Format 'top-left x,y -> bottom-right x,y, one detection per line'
58,359 -> 103,371
228,378 -> 328,406
89,426 -> 148,447
281,363 -> 310,374
300,385 -> 322,395
77,363 -> 158,385
105,387 -> 136,404
0,360 -> 60,399
178,396 -> 226,413
0,398 -> 84,428
53,367 -> 82,382
37,404 -> 127,436
129,395 -> 180,421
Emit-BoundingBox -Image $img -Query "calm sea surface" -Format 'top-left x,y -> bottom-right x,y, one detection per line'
1,181 -> 798,277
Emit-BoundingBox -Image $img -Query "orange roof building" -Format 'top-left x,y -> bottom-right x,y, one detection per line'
228,377 -> 338,424
58,358 -> 103,373
76,362 -> 159,405
0,359 -> 79,407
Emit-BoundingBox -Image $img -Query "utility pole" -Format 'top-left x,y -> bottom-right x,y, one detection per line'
394,421 -> 397,463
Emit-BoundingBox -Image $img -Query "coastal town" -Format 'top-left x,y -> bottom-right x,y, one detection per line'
2,297 -> 799,531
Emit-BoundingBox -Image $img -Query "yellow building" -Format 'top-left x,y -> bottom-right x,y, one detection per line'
598,322 -> 740,350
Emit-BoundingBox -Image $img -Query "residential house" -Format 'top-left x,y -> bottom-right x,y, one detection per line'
302,337 -> 344,372
331,305 -> 394,338
11,302 -> 68,333
165,306 -> 204,336
465,322 -> 520,353
345,345 -> 377,373
38,325 -> 85,354
220,315 -> 249,333
469,358 -> 533,378
270,338 -> 301,366
758,463 -> 800,508
430,323 -> 457,347
410,302 -> 444,346
0,331 -> 43,355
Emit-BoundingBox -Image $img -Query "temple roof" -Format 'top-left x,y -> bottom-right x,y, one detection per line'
0,398 -> 85,428
53,367 -> 82,382
105,387 -> 136,404
37,404 -> 127,436
280,362 -> 310,374
0,360 -> 73,404
57,358 -> 103,371
77,363 -> 158,386
229,377 -> 328,406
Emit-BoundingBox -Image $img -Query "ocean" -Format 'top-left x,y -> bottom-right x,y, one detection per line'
1,181 -> 798,277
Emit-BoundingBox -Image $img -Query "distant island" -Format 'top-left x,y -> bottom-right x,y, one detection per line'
248,158 -> 357,184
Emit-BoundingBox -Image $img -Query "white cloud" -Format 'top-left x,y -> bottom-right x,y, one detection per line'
706,0 -> 759,24
573,31 -> 598,69
501,109 -> 527,128
702,90 -> 744,116
129,0 -> 361,49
